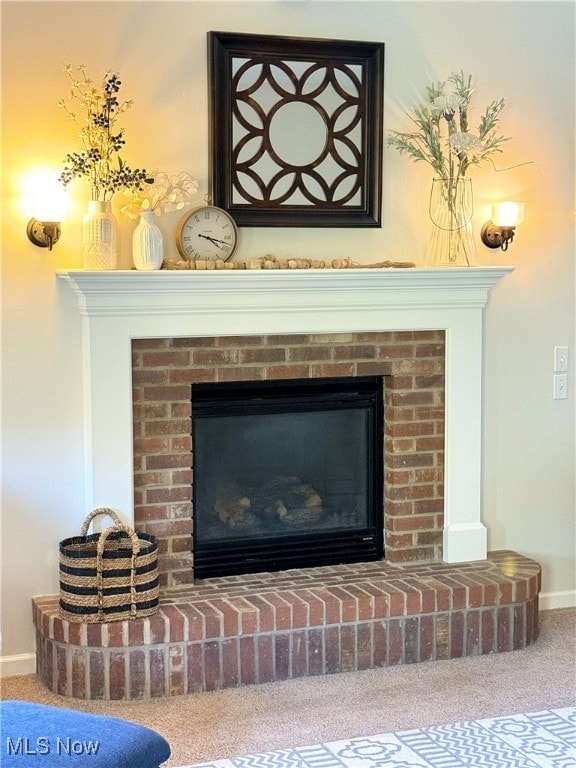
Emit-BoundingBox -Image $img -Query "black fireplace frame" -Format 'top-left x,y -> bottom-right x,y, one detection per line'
191,376 -> 384,578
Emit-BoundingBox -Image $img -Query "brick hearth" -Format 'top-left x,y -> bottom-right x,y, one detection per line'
33,551 -> 540,700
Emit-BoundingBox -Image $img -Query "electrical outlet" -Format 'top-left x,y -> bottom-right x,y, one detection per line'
553,373 -> 568,399
554,346 -> 568,372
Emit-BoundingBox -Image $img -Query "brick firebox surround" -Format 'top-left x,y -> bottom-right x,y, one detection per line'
132,330 -> 447,584
36,268 -> 539,700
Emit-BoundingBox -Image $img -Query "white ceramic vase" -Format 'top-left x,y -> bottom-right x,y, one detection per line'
82,200 -> 118,270
132,211 -> 164,271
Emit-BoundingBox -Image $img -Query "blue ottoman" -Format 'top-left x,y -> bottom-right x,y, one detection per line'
0,701 -> 170,767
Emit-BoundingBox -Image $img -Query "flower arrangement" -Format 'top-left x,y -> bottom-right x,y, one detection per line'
119,171 -> 199,220
387,71 -> 511,184
58,64 -> 152,201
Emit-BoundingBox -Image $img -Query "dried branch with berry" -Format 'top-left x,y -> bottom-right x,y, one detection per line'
58,64 -> 152,201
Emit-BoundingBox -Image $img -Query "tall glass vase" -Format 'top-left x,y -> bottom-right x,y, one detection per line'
82,200 -> 118,270
426,177 -> 478,267
132,211 -> 164,270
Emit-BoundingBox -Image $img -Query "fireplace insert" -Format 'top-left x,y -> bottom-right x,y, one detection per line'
192,376 -> 384,578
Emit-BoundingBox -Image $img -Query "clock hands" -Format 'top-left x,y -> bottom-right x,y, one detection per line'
198,233 -> 228,250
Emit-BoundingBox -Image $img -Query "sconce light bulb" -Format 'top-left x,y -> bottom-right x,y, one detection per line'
492,202 -> 525,227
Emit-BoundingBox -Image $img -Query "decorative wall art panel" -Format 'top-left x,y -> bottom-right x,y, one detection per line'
208,32 -> 384,227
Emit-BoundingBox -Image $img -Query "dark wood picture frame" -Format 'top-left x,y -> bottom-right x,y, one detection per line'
208,32 -> 384,228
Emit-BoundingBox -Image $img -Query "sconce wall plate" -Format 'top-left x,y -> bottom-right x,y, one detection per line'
480,221 -> 515,250
208,31 -> 385,228
26,218 -> 61,250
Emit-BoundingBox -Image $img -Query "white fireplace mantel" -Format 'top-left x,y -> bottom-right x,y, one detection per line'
58,266 -> 514,563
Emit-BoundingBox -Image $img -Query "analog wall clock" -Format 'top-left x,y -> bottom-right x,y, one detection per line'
175,205 -> 238,261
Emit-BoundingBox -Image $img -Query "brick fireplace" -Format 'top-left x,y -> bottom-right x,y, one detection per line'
32,266 -> 542,700
132,329 -> 446,586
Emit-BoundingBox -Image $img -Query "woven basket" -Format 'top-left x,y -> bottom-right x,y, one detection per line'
59,508 -> 159,623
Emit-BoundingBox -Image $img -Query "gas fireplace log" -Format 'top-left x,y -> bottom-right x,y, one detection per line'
213,481 -> 252,527
213,476 -> 324,528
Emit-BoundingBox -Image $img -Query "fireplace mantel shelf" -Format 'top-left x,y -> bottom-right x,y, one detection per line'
58,265 -> 514,565
58,267 -> 514,316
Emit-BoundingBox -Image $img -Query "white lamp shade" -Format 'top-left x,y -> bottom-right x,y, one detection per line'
492,202 -> 525,227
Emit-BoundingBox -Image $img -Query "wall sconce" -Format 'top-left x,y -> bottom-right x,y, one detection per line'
481,202 -> 525,251
27,219 -> 61,251
23,170 -> 67,251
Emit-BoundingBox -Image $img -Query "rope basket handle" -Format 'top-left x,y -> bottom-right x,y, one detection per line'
80,507 -> 123,536
96,523 -> 141,619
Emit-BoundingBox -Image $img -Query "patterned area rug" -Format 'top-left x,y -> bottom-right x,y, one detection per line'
177,708 -> 575,768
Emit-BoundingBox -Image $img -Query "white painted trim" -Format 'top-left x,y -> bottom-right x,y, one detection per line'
539,590 -> 576,611
0,652 -> 36,678
57,267 -> 514,564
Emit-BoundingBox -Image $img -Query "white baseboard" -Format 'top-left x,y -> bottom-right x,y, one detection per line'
0,653 -> 36,678
539,590 -> 576,611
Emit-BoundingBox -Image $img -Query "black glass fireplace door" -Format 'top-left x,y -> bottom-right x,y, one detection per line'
192,377 -> 384,578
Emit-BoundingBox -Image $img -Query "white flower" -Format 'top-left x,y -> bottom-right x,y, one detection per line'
120,171 -> 199,220
431,93 -> 465,115
448,131 -> 484,155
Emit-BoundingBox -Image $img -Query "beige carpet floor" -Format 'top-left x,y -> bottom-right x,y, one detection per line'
2,607 -> 575,768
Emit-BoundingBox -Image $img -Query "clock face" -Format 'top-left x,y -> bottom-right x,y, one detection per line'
176,206 -> 238,261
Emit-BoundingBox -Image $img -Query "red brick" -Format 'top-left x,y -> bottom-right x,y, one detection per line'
308,628 -> 324,675
435,613 -> 450,660
150,648 -> 166,697
187,643 -> 204,692
264,364 -> 310,379
324,626 -> 340,673
450,612 -> 465,658
129,650 -> 147,699
222,638 -> 240,688
257,635 -> 274,683
404,617 -> 419,663
216,366 -> 265,382
357,623 -> 373,670
109,650 -> 127,700
387,620 -> 403,665
274,633 -> 290,680
310,362 -> 356,378
466,610 -> 481,656
203,641 -> 221,691
134,436 -> 169,454
373,621 -> 387,666
240,348 -> 286,364
289,346 -> 331,362
340,625 -> 356,672
497,606 -> 511,652
239,636 -> 257,685
169,645 -> 185,696
144,385 -> 192,401
192,348 -> 241,366
89,650 -> 105,699
291,630 -> 308,678
107,622 -> 125,648
133,370 -> 168,386
146,486 -> 190,504
171,368 -> 217,384
71,649 -> 86,699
